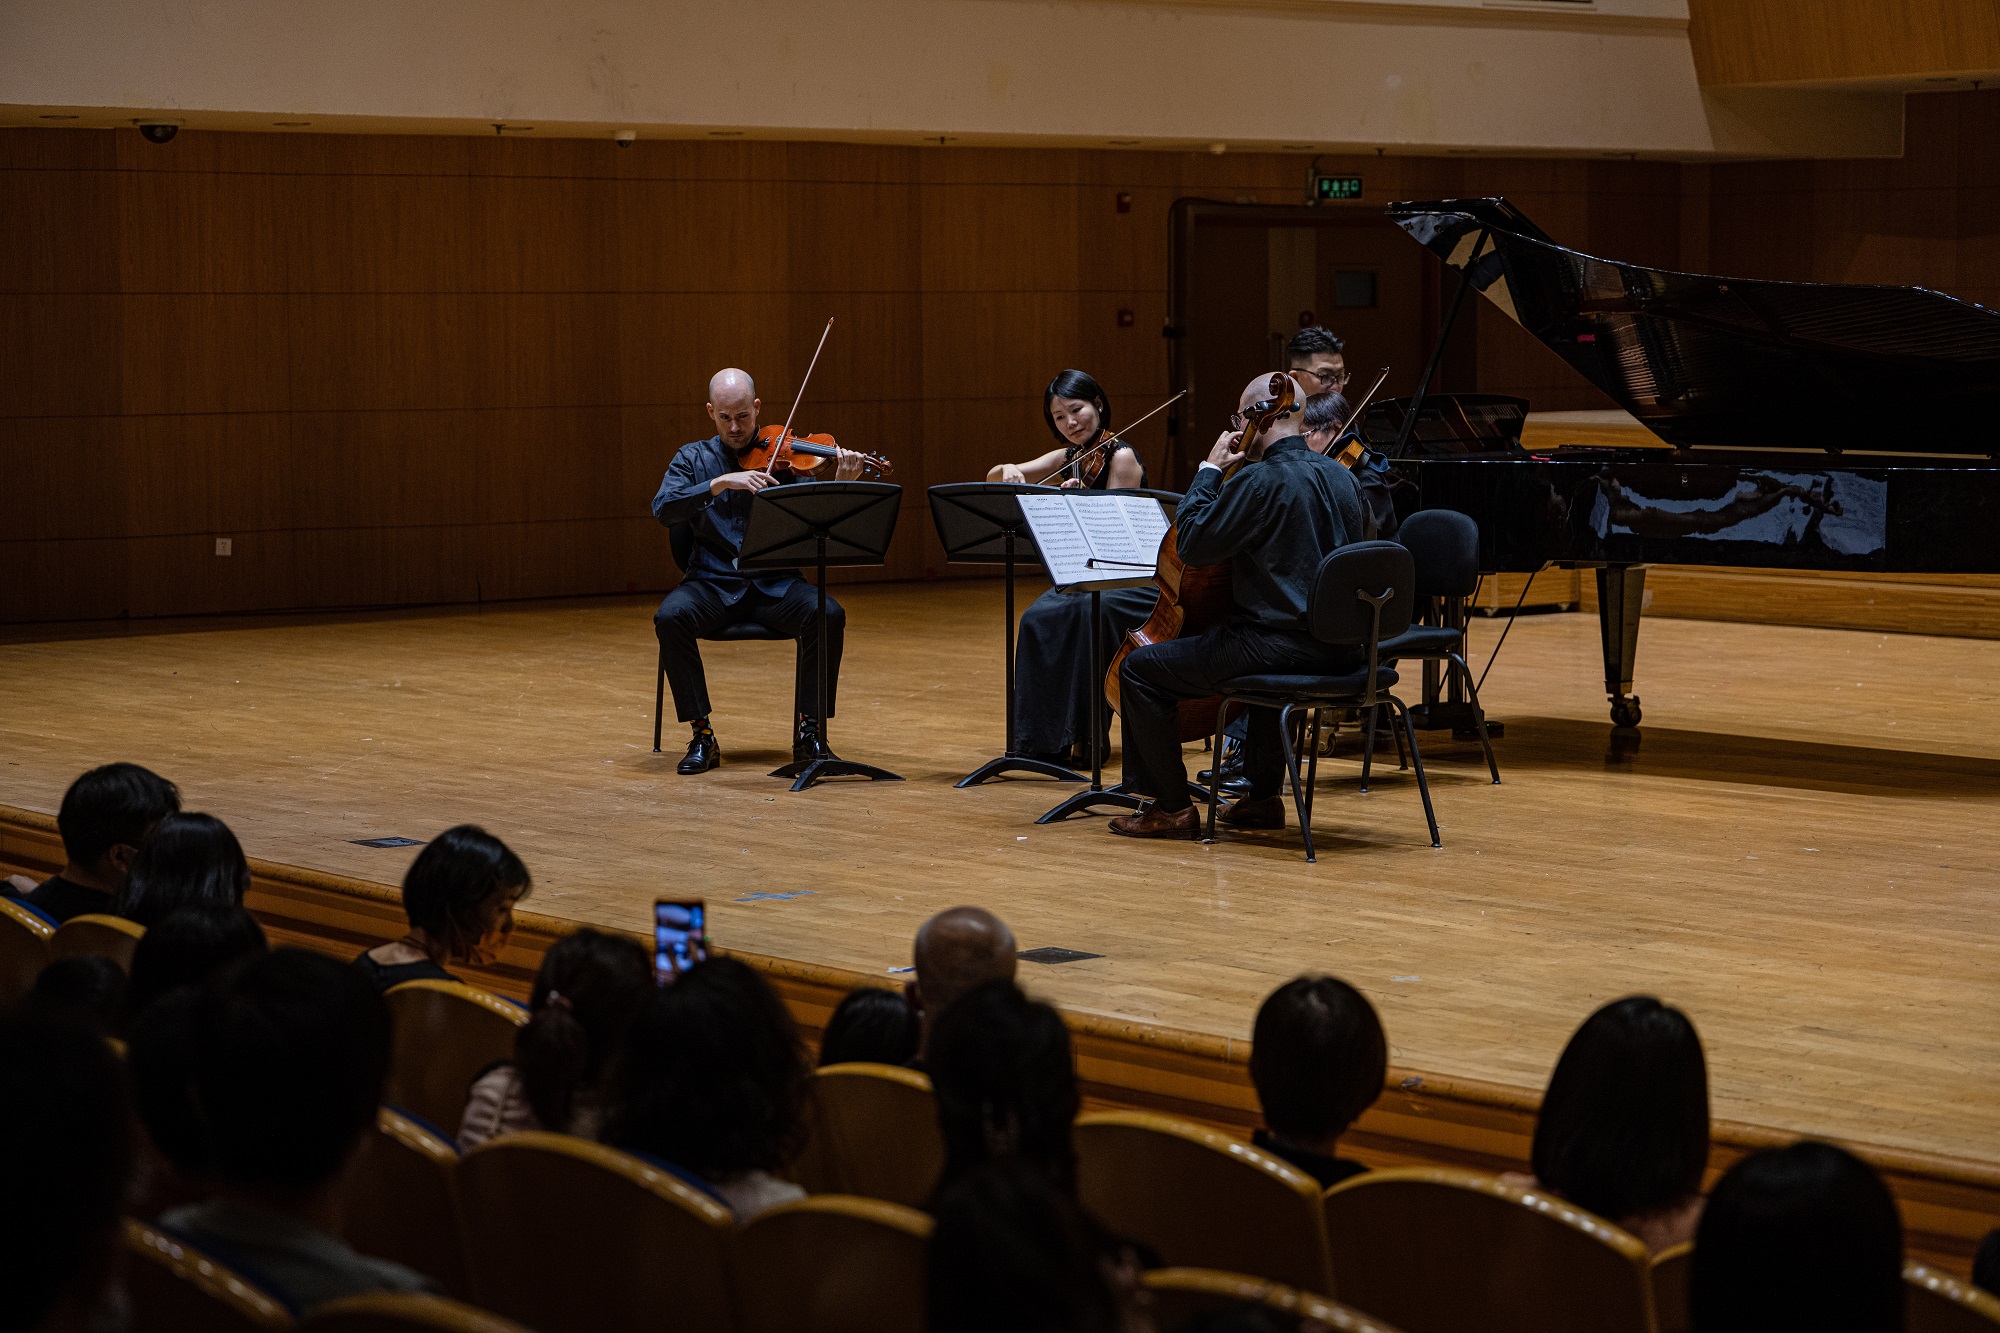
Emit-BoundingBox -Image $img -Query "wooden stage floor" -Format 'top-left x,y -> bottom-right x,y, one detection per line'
3,581 -> 1997,1173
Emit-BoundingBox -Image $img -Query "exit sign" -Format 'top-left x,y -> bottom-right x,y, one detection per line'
1315,174 -> 1363,201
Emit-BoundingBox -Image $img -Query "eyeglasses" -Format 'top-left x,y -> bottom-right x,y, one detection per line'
1299,366 -> 1351,389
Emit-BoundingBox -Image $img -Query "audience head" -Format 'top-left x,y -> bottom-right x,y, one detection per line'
55,761 -> 180,888
912,906 -> 1017,1042
400,825 -> 531,964
114,811 -> 251,928
1975,1228 -> 2000,1298
1531,995 -> 1709,1224
607,955 -> 808,1181
1249,975 -> 1386,1153
123,905 -> 268,1021
128,988 -> 206,1179
191,948 -> 391,1202
1690,1140 -> 1902,1333
516,927 -> 653,1131
928,979 -> 1079,1194
22,956 -> 127,1036
819,986 -> 921,1068
0,1014 -> 132,1333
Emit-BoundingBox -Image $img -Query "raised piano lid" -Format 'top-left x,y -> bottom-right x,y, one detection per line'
1386,198 -> 2000,458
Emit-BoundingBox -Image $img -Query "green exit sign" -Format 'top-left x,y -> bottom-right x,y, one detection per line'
1315,174 -> 1364,201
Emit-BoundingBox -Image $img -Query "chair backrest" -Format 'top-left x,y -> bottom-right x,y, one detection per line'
1142,1268 -> 1405,1333
1074,1111 -> 1333,1295
382,980 -> 526,1133
0,896 -> 54,1003
1650,1241 -> 1692,1333
1309,542 -> 1415,649
1397,509 -> 1480,600
49,911 -> 144,970
791,1062 -> 944,1207
1907,1262 -> 2000,1333
340,1107 -> 468,1298
733,1194 -> 931,1333
455,1131 -> 736,1333
1322,1167 -> 1654,1333
300,1292 -> 533,1333
123,1217 -> 294,1331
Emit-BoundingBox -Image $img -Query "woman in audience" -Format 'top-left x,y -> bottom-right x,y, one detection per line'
1690,1140 -> 1902,1333
354,824 -> 531,991
927,979 -> 1081,1197
1528,995 -> 1709,1251
113,810 -> 251,928
604,954 -> 809,1220
1247,975 -> 1385,1187
123,904 -> 269,1024
818,984 -> 921,1067
459,927 -> 652,1149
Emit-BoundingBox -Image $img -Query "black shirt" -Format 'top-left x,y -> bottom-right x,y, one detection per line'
352,950 -> 458,994
651,436 -> 806,604
24,875 -> 114,925
1176,437 -> 1365,629
1253,1129 -> 1368,1190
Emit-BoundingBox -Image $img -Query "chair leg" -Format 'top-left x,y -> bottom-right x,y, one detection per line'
1360,704 -> 1378,793
1276,704 -> 1315,862
1389,703 -> 1408,770
653,649 -> 666,753
1389,696 -> 1441,848
1303,706 -> 1323,832
1448,650 -> 1501,784
1204,704 -> 1228,844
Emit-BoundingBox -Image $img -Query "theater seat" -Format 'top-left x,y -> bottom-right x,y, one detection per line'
1905,1262 -> 2000,1333
123,1217 -> 293,1331
340,1108 -> 468,1297
0,896 -> 55,1003
1142,1268 -> 1403,1333
791,1062 -> 945,1207
456,1132 -> 735,1333
1074,1111 -> 1333,1296
381,980 -> 525,1133
49,912 -> 144,970
300,1292 -> 531,1332
733,1194 -> 931,1333
1651,1241 -> 1692,1333
1321,1166 -> 1654,1333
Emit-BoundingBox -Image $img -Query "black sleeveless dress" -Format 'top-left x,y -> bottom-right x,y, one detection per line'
1010,444 -> 1162,759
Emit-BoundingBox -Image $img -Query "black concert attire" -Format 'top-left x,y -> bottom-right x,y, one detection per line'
1010,442 -> 1157,759
1117,437 -> 1364,812
650,436 -> 844,724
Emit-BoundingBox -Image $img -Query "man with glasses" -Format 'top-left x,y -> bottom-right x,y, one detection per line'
1286,326 -> 1349,398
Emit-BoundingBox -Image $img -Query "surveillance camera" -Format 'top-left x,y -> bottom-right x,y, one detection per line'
614,130 -> 637,148
138,123 -> 179,145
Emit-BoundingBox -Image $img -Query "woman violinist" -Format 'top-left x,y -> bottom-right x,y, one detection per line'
987,370 -> 1158,767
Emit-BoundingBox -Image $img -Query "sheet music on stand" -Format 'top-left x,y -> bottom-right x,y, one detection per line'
1017,493 -> 1171,591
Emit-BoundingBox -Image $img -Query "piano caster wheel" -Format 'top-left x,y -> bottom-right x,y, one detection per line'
1609,697 -> 1643,729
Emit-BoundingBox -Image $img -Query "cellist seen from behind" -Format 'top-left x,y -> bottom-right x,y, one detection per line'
1108,373 -> 1368,841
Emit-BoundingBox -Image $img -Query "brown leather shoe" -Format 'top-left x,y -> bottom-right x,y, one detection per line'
1218,796 -> 1286,830
1107,804 -> 1200,839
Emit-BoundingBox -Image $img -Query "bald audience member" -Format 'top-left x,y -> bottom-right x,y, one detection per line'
910,907 -> 1018,1054
650,368 -> 870,776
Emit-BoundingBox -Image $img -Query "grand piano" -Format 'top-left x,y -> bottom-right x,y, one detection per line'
1367,197 -> 2000,728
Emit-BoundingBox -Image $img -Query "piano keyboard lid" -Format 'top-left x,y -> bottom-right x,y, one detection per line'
1386,198 -> 2000,459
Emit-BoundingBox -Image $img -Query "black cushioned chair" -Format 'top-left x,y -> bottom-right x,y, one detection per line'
1204,541 -> 1440,861
1376,509 -> 1500,784
651,524 -> 792,753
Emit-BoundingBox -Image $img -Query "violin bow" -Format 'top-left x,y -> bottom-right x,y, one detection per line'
1046,389 -> 1189,485
1337,367 -> 1390,444
762,317 -> 836,477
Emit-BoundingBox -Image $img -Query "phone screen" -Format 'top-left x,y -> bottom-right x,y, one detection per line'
654,899 -> 708,982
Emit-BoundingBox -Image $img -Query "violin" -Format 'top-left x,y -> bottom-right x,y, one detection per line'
739,424 -> 893,478
1326,367 -> 1390,471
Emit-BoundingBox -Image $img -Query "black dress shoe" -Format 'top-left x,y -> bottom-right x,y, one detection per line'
793,718 -> 833,766
678,731 -> 720,775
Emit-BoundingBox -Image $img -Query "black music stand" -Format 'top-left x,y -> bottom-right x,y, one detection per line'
928,482 -> 1083,787
741,481 -> 904,792
1033,580 -> 1149,823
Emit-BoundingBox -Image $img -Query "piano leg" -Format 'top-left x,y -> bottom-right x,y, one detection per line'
1596,566 -> 1645,728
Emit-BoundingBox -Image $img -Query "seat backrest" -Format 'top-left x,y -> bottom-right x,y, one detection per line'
1321,1167 -> 1654,1333
49,911 -> 145,970
455,1132 -> 735,1333
382,980 -> 526,1133
1074,1111 -> 1333,1295
1309,542 -> 1415,649
300,1291 -> 532,1333
1397,509 -> 1480,600
1650,1241 -> 1692,1333
792,1062 -> 944,1207
0,896 -> 54,1004
733,1194 -> 931,1333
340,1107 -> 468,1298
1906,1262 -> 2000,1333
123,1217 -> 294,1331
1142,1267 -> 1406,1333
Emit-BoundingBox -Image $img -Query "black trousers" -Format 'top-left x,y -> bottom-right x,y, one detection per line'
1118,623 -> 1358,812
653,580 -> 845,724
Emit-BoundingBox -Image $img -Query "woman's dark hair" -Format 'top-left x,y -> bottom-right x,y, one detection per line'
1691,1141 -> 1903,1333
128,988 -> 205,1176
114,811 -> 250,928
56,762 -> 180,868
1043,370 -> 1112,447
1302,390 -> 1352,436
516,928 -> 654,1131
605,955 -> 808,1180
928,980 -> 1079,1196
400,825 -> 531,956
24,956 -> 128,1034
1531,996 -> 1709,1224
819,986 -> 921,1068
124,905 -> 269,1021
927,1158 -> 1128,1333
1249,975 -> 1386,1146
